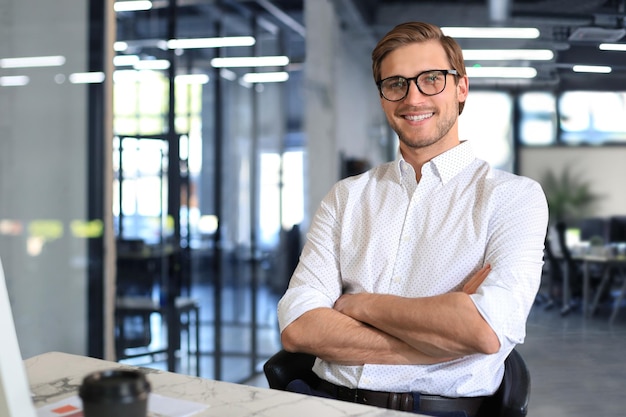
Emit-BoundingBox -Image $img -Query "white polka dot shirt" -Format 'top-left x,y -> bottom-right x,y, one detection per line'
277,141 -> 549,397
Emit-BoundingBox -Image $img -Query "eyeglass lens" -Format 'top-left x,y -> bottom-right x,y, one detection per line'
380,70 -> 449,101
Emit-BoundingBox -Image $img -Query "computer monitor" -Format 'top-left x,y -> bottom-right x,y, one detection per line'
608,216 -> 626,244
0,258 -> 37,417
579,217 -> 607,243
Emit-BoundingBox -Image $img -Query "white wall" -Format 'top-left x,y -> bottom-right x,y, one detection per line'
519,147 -> 626,218
304,0 -> 391,227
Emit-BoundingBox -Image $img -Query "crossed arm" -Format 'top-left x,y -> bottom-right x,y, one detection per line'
280,265 -> 499,366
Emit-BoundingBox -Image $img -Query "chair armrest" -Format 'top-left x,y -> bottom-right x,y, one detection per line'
263,349 -> 317,390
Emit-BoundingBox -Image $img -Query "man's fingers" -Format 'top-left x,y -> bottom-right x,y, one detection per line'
463,264 -> 491,294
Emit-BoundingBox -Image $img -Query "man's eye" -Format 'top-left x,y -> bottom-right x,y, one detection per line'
389,79 -> 406,89
423,73 -> 440,83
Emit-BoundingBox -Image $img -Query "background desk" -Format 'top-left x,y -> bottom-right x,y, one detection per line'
580,254 -> 626,322
25,352 -> 417,417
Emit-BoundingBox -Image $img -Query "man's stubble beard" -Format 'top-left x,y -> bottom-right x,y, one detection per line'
393,105 -> 458,150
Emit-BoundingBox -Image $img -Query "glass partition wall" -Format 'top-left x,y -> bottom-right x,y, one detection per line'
0,0 -> 112,360
113,1 -> 302,382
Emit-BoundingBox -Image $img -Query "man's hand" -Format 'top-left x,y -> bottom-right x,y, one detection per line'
335,264 -> 491,314
463,264 -> 491,294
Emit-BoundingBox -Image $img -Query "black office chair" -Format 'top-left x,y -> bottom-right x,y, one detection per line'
264,349 -> 530,417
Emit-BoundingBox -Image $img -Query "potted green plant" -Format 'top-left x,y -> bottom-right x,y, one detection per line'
541,166 -> 602,228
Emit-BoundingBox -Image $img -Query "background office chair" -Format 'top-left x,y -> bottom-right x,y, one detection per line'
263,349 -> 530,417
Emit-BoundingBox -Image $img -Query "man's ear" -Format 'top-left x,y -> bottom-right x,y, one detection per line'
457,75 -> 469,104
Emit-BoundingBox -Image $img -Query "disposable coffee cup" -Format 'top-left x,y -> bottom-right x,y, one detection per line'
79,369 -> 151,417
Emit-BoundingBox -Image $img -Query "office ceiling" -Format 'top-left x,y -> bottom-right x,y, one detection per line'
240,0 -> 626,90
118,0 -> 626,90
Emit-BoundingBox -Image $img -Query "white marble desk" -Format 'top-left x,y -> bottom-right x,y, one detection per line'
25,352 -> 418,417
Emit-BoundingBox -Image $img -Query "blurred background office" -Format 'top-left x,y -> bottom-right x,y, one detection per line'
1,0 -> 626,415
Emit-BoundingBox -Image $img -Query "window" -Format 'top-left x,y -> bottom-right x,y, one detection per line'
259,151 -> 304,247
559,91 -> 626,144
459,91 -> 513,172
519,92 -> 556,145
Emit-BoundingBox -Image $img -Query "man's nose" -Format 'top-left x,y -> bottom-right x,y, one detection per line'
404,79 -> 425,101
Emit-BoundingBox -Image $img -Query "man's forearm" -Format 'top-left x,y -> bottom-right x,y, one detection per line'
335,292 -> 500,357
280,307 -> 452,365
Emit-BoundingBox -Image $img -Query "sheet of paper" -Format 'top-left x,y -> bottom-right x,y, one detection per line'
36,393 -> 208,417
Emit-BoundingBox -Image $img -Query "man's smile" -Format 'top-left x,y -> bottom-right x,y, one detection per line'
402,112 -> 434,122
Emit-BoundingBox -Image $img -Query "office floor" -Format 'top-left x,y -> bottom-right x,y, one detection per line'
515,301 -> 626,417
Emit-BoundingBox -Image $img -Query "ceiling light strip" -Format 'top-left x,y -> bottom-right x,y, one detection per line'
211,56 -> 289,68
114,1 -> 152,12
442,27 -> 540,39
167,37 -> 255,49
69,72 -> 106,84
572,65 -> 612,74
0,56 -> 65,69
463,49 -> 554,61
466,66 -> 537,78
0,76 -> 29,87
133,59 -> 171,70
242,72 -> 289,83
175,74 -> 209,84
599,43 -> 626,52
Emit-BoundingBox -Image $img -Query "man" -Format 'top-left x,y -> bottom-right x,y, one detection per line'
277,21 -> 548,417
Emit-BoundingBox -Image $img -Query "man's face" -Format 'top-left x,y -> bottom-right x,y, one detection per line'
379,40 -> 468,154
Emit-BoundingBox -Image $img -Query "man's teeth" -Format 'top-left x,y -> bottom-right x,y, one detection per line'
405,113 -> 433,121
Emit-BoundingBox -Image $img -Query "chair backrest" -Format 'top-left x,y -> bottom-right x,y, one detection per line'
476,349 -> 530,417
263,348 -> 530,417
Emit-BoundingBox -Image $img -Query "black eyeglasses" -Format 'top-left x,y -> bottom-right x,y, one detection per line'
377,69 -> 458,102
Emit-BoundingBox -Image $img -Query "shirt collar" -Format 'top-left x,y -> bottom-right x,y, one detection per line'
396,141 -> 476,185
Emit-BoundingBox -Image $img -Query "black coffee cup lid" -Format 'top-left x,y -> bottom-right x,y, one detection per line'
79,369 -> 151,402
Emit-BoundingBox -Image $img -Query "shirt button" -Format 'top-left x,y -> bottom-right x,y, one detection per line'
402,234 -> 410,242
393,276 -> 401,283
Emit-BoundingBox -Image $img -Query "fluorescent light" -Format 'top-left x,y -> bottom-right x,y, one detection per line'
599,43 -> 626,51
115,39 -> 168,51
572,65 -> 612,73
114,42 -> 128,52
242,72 -> 289,83
0,55 -> 65,68
211,56 -> 289,68
0,76 -> 29,87
133,59 -> 170,70
69,72 -> 106,84
167,36 -> 255,49
175,74 -> 209,84
442,27 -> 540,39
114,55 -> 140,66
462,49 -> 553,61
114,1 -> 152,12
466,66 -> 537,78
